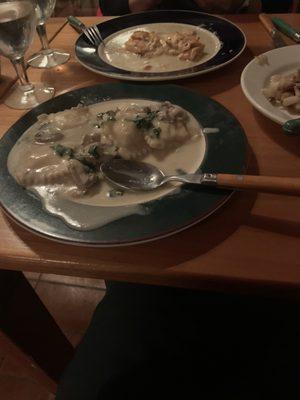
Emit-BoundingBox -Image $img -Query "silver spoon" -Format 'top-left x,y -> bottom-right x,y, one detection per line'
101,159 -> 215,191
100,159 -> 300,195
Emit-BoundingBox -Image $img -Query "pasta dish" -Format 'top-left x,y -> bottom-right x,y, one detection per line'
8,100 -> 201,199
263,69 -> 300,112
124,30 -> 205,63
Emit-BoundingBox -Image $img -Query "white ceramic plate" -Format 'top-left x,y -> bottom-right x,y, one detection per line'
75,10 -> 246,82
0,83 -> 248,246
241,45 -> 300,125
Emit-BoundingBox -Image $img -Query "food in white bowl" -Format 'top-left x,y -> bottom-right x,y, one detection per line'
263,69 -> 300,112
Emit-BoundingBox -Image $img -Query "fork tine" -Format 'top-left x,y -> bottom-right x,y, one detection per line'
93,25 -> 104,43
90,26 -> 102,46
83,28 -> 95,46
88,27 -> 99,46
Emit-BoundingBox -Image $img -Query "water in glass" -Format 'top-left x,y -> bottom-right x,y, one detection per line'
0,1 -> 35,59
0,0 -> 54,108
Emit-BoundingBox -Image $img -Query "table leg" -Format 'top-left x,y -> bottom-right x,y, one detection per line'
0,270 -> 74,383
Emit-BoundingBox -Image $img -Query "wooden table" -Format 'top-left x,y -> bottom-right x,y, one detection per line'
1,14 -> 299,295
0,14 -> 300,388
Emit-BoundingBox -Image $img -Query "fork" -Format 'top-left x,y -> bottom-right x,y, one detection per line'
67,16 -> 104,47
83,25 -> 104,47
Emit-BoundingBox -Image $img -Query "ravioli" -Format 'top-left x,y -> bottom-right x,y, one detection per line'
9,100 -> 199,198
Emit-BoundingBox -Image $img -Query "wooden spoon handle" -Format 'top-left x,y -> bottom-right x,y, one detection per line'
216,174 -> 300,196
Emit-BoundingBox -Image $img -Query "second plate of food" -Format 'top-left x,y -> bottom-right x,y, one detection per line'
241,45 -> 300,125
75,10 -> 246,81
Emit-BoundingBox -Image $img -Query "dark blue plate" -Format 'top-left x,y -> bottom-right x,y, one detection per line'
75,10 -> 246,81
0,83 -> 248,246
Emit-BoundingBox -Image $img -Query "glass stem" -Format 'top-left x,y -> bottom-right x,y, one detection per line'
37,23 -> 50,50
11,57 -> 33,90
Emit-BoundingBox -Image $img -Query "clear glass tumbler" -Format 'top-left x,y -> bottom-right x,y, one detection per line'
0,0 -> 54,109
28,0 -> 70,68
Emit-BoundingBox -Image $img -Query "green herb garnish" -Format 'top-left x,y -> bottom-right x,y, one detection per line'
97,110 -> 117,122
74,155 -> 97,171
132,111 -> 158,131
107,189 -> 124,198
88,144 -> 100,158
52,144 -> 74,158
52,144 -> 99,172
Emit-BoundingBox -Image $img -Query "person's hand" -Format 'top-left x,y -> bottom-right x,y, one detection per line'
129,0 -> 162,12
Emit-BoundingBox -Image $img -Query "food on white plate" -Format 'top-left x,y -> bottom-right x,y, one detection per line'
8,100 -> 202,200
124,30 -> 205,63
263,69 -> 300,111
100,22 -> 222,74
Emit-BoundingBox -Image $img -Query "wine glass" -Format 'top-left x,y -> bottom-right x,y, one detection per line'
0,0 -> 54,109
28,0 -> 70,68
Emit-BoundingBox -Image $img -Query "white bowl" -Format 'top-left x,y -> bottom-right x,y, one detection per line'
241,45 -> 300,125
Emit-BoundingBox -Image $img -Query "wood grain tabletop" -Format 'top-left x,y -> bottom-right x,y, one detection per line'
0,15 -> 299,296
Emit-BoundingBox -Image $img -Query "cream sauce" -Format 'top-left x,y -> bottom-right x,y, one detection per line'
99,23 -> 221,73
8,99 -> 206,230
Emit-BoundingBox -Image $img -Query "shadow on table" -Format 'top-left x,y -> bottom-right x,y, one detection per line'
0,75 -> 16,103
182,47 -> 256,97
40,61 -> 116,95
253,109 -> 300,158
247,214 -> 300,238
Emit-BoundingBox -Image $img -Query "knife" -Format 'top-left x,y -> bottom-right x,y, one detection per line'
259,13 -> 286,48
272,17 -> 300,43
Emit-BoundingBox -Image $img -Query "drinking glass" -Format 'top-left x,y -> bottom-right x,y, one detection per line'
0,0 -> 54,109
28,0 -> 70,68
